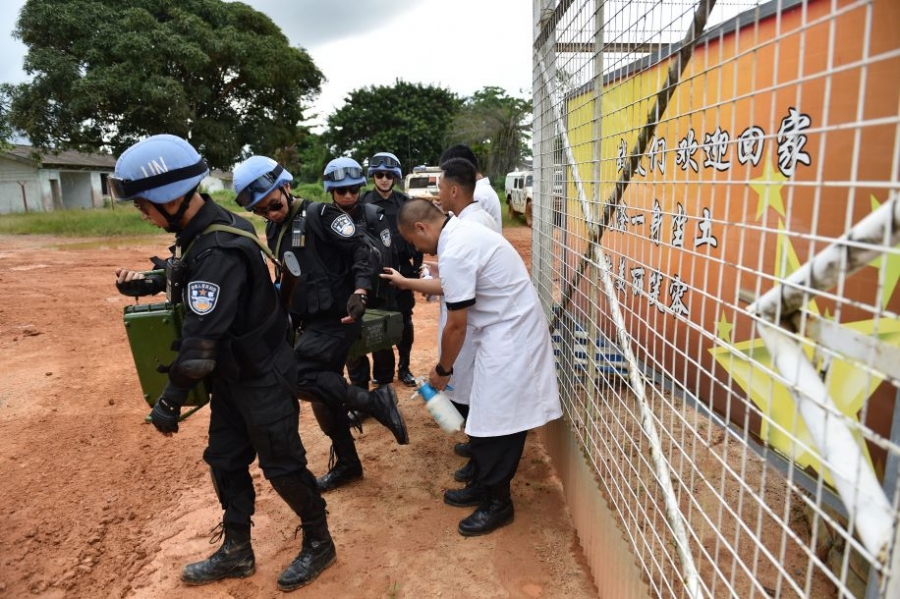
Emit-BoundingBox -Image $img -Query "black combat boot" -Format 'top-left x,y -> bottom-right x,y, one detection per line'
181,521 -> 255,585
458,498 -> 515,536
443,482 -> 489,507
310,403 -> 364,492
458,485 -> 515,536
347,384 -> 408,445
454,460 -> 475,483
398,369 -> 418,387
316,439 -> 363,492
277,515 -> 337,591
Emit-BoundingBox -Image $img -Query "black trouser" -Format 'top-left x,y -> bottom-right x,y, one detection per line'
451,401 -> 470,420
295,317 -> 361,446
396,289 -> 415,374
203,346 -> 321,526
346,349 -> 395,386
469,430 -> 528,502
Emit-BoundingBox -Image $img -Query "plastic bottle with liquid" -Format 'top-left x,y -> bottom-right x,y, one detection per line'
420,265 -> 437,302
412,380 -> 464,434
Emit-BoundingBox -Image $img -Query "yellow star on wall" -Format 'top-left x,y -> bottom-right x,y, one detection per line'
750,156 -> 788,219
716,313 -> 734,342
867,195 -> 900,309
774,220 -> 821,314
709,317 -> 900,485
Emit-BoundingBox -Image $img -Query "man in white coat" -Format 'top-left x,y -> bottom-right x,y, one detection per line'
395,198 -> 562,536
439,144 -> 502,231
381,158 -> 499,484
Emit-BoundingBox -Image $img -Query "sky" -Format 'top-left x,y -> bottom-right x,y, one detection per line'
0,0 -> 535,130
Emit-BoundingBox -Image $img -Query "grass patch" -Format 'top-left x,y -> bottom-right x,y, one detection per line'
0,190 -> 263,237
502,207 -> 527,229
0,203 -> 163,237
0,184 -> 525,238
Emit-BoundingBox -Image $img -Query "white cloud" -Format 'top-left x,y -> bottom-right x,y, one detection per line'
0,0 -> 534,129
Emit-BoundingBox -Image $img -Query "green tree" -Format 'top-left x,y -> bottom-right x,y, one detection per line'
7,0 -> 324,170
448,86 -> 532,181
324,80 -> 461,173
0,85 -> 15,149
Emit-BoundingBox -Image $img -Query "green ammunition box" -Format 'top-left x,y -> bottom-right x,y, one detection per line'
123,302 -> 210,408
346,309 -> 404,360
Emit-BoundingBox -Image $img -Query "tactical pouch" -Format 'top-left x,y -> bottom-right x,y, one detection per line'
165,257 -> 186,305
346,309 -> 404,360
123,302 -> 211,408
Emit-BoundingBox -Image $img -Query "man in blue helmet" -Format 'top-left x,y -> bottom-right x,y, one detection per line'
359,151 -> 423,387
328,158 -> 399,395
111,135 -> 335,591
232,155 -> 408,494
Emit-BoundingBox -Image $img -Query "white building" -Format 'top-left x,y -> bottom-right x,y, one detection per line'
0,145 -> 116,214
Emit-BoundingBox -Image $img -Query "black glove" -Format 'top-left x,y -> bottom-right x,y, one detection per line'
346,292 -> 367,321
149,396 -> 181,434
116,274 -> 165,297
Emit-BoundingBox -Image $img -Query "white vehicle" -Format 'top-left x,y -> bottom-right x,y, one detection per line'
404,165 -> 442,201
505,170 -> 533,226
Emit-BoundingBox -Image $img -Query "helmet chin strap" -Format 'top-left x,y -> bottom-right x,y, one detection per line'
154,185 -> 199,233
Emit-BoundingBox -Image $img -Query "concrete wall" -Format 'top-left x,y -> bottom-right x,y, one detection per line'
0,159 -> 109,214
59,171 -> 100,209
0,156 -> 43,214
539,419 -> 650,599
201,175 -> 232,193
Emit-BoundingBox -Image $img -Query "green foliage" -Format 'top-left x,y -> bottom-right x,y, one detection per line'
0,204 -> 166,237
8,0 -> 324,169
0,191 -> 265,236
292,183 -> 330,203
0,85 -> 14,148
294,130 -> 330,184
448,86 -> 532,182
324,80 -> 461,174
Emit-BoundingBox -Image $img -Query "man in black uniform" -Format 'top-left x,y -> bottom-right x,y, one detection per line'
331,161 -> 399,393
232,155 -> 408,494
360,152 -> 422,387
111,135 -> 333,591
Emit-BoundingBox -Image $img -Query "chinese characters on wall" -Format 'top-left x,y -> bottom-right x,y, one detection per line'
604,106 -> 812,320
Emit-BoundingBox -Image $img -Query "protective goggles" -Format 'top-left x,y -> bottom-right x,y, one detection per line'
324,166 -> 364,183
108,160 -> 208,200
235,165 -> 285,208
369,155 -> 401,170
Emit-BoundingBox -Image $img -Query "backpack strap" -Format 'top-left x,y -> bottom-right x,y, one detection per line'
183,222 -> 280,269
275,199 -> 306,259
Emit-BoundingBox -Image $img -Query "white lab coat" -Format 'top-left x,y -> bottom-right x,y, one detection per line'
440,203 -> 501,406
474,177 -> 503,232
438,218 -> 561,437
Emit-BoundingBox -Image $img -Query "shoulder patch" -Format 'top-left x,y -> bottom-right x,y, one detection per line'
187,281 -> 220,315
380,228 -> 392,247
331,213 -> 356,237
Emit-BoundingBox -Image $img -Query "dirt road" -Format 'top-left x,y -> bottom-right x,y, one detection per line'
0,226 -> 597,599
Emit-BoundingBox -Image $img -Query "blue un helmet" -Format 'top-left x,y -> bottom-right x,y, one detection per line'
233,156 -> 293,211
367,151 -> 402,179
109,134 -> 208,204
323,157 -> 366,192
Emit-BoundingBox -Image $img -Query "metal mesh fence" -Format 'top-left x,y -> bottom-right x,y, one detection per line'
531,1 -> 900,597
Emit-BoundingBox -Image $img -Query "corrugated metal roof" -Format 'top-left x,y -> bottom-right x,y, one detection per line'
3,144 -> 117,170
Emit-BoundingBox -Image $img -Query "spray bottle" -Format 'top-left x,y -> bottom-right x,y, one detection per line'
412,380 -> 464,434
